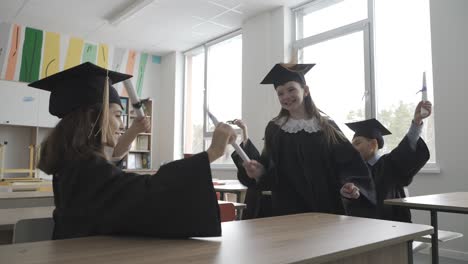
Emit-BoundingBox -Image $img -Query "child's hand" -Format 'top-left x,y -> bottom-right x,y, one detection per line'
340,183 -> 360,199
414,101 -> 432,125
242,160 -> 265,180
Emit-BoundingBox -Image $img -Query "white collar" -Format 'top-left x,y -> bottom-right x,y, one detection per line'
367,153 -> 381,166
275,117 -> 321,134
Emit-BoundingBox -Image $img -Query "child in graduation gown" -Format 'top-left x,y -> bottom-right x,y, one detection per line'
345,101 -> 432,222
29,62 -> 237,239
231,63 -> 376,217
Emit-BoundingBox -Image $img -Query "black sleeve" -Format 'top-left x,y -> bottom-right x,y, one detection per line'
380,137 -> 430,186
231,122 -> 276,190
231,139 -> 261,187
331,138 -> 377,206
71,152 -> 221,238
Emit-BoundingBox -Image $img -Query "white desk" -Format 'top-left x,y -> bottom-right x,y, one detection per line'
213,180 -> 247,203
0,192 -> 54,209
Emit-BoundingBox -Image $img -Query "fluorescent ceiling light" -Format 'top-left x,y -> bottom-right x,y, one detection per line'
107,0 -> 155,26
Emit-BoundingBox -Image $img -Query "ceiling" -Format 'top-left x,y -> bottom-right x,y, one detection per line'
0,0 -> 307,55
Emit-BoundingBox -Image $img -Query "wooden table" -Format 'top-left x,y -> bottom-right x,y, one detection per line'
213,180 -> 247,203
0,192 -> 54,209
385,192 -> 468,264
0,213 -> 432,264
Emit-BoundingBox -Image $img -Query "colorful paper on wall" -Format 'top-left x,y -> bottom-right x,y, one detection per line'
19,27 -> 43,82
0,22 -> 153,97
82,43 -> 97,64
0,23 -> 11,77
64,37 -> 84,69
97,44 -> 109,69
136,53 -> 148,96
121,50 -> 137,97
41,31 -> 60,78
5,24 -> 21,80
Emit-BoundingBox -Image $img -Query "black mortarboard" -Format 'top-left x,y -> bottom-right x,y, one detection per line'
345,118 -> 392,149
28,62 -> 132,118
260,63 -> 315,87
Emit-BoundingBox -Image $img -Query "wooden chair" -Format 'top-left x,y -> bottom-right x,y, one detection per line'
218,202 -> 236,222
13,217 -> 54,243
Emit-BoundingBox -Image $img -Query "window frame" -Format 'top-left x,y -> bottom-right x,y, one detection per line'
183,30 -> 242,168
292,0 -> 439,173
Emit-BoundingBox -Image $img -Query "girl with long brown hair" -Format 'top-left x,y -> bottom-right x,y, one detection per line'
31,62 -> 236,239
232,63 -> 376,218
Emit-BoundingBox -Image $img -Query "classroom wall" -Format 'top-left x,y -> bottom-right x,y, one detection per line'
241,6 -> 292,150
152,51 -> 184,168
409,0 -> 468,259
137,57 -> 162,170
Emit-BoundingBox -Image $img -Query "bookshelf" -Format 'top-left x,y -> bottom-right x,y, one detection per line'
119,97 -> 153,171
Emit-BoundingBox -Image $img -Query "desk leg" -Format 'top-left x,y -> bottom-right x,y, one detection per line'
236,209 -> 243,220
218,191 -> 225,200
236,191 -> 242,203
430,210 -> 439,264
407,241 -> 413,264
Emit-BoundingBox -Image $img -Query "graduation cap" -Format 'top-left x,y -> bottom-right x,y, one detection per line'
28,62 -> 132,118
260,63 -> 315,87
345,118 -> 391,149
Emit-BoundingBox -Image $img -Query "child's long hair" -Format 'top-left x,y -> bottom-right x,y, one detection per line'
37,104 -> 106,175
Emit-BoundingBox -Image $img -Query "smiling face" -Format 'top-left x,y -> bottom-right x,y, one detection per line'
275,81 -> 310,115
106,103 -> 125,147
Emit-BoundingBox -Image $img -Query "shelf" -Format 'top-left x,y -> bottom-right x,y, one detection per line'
120,96 -> 152,171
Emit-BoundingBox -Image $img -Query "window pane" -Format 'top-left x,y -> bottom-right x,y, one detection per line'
205,34 -> 242,165
374,0 -> 436,162
183,50 -> 205,154
302,31 -> 366,139
204,136 -> 244,165
300,0 -> 367,38
206,34 -> 242,132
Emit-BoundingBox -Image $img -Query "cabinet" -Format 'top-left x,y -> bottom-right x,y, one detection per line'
119,97 -> 153,171
0,80 -> 39,127
0,80 -> 57,128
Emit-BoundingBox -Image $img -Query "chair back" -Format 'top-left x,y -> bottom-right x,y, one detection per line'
13,217 -> 54,243
219,202 -> 236,222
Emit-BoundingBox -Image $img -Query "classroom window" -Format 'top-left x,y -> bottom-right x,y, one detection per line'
294,0 -> 437,167
183,32 -> 242,166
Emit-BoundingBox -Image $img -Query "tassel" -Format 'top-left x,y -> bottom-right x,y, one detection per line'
280,47 -> 300,71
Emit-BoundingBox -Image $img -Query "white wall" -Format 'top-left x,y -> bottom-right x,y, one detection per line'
409,0 -> 468,259
152,51 -> 184,168
140,58 -> 163,170
242,6 -> 292,149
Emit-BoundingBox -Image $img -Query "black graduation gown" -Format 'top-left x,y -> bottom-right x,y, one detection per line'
232,121 -> 376,218
371,137 -> 430,222
52,152 -> 221,239
231,142 -> 272,219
